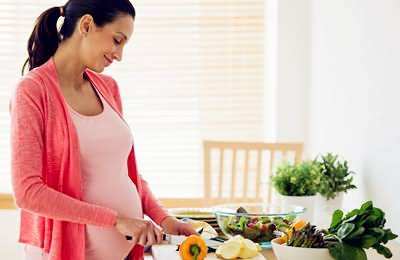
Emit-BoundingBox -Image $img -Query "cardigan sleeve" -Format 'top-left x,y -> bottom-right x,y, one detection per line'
139,177 -> 170,225
10,78 -> 117,227
108,77 -> 170,225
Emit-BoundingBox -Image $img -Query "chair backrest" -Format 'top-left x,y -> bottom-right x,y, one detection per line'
0,193 -> 15,209
203,140 -> 303,205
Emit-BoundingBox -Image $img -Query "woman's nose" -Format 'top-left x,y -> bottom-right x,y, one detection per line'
113,49 -> 123,62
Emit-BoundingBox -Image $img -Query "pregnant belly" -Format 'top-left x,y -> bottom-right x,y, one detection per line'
83,174 -> 143,260
85,225 -> 134,260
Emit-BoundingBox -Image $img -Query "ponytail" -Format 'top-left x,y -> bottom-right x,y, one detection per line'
21,7 -> 63,75
21,0 -> 135,76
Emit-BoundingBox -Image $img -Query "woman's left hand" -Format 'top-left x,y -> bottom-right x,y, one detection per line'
160,216 -> 197,236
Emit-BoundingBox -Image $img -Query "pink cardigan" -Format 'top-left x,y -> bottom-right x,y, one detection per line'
10,58 -> 169,260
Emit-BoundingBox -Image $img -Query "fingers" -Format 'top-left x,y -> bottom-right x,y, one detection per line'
116,217 -> 163,247
145,227 -> 155,247
153,224 -> 163,244
138,230 -> 147,246
181,223 -> 197,236
145,222 -> 164,246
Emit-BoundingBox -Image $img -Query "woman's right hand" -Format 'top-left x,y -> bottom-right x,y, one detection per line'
115,216 -> 163,247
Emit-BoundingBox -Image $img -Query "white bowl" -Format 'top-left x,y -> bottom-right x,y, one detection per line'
271,238 -> 334,260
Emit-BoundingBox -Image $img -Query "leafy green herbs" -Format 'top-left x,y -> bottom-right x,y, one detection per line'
272,161 -> 321,196
315,153 -> 357,200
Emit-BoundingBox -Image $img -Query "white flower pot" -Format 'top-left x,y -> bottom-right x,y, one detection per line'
315,193 -> 344,228
281,195 -> 316,222
272,238 -> 334,260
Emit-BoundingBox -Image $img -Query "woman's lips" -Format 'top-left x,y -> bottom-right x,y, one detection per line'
104,56 -> 113,66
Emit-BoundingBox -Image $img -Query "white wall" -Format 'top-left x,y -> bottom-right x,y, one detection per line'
308,0 -> 400,235
264,0 -> 311,142
265,0 -> 400,237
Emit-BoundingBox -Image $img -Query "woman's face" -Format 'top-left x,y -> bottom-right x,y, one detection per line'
79,14 -> 134,72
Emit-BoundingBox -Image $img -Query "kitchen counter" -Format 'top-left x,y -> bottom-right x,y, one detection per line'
147,241 -> 400,260
150,243 -> 276,260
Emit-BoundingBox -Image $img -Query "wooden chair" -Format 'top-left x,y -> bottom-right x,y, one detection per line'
160,140 -> 303,208
0,193 -> 15,209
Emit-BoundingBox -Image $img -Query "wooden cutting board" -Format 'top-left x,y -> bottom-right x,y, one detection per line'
151,244 -> 267,260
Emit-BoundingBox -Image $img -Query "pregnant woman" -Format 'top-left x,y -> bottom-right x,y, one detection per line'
10,1 -> 195,259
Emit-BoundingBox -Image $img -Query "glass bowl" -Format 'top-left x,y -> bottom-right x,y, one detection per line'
213,203 -> 305,248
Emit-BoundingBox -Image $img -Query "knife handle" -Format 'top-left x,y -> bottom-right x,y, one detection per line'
126,233 -> 168,241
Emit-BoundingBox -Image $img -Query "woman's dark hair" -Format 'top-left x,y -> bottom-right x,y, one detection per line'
21,0 -> 135,75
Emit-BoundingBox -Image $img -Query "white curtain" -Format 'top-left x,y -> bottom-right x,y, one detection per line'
0,0 -> 265,197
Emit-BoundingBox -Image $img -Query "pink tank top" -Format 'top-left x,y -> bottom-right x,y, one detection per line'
71,85 -> 143,260
24,84 -> 143,260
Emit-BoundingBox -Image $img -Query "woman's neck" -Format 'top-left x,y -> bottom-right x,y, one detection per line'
53,40 -> 87,91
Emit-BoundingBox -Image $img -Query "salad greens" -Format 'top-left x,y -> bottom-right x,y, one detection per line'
222,213 -> 296,243
287,223 -> 326,248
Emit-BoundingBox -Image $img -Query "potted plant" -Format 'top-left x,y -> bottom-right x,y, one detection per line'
272,201 -> 398,260
272,161 -> 321,221
314,153 -> 357,223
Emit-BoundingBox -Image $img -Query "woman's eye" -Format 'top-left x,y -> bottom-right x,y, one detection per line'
113,39 -> 121,45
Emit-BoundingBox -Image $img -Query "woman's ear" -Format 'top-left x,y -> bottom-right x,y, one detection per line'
78,14 -> 94,37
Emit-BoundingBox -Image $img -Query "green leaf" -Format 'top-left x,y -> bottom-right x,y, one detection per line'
273,161 -> 321,196
382,229 -> 398,243
360,235 -> 378,248
316,153 -> 357,199
374,244 -> 393,258
331,209 -> 344,229
238,216 -> 248,230
329,243 -> 367,260
342,243 -> 368,260
337,223 -> 355,239
346,226 -> 365,240
365,208 -> 384,227
343,214 -> 358,224
360,201 -> 373,214
329,242 -> 346,260
344,209 -> 359,221
284,214 -> 296,222
367,227 -> 385,241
